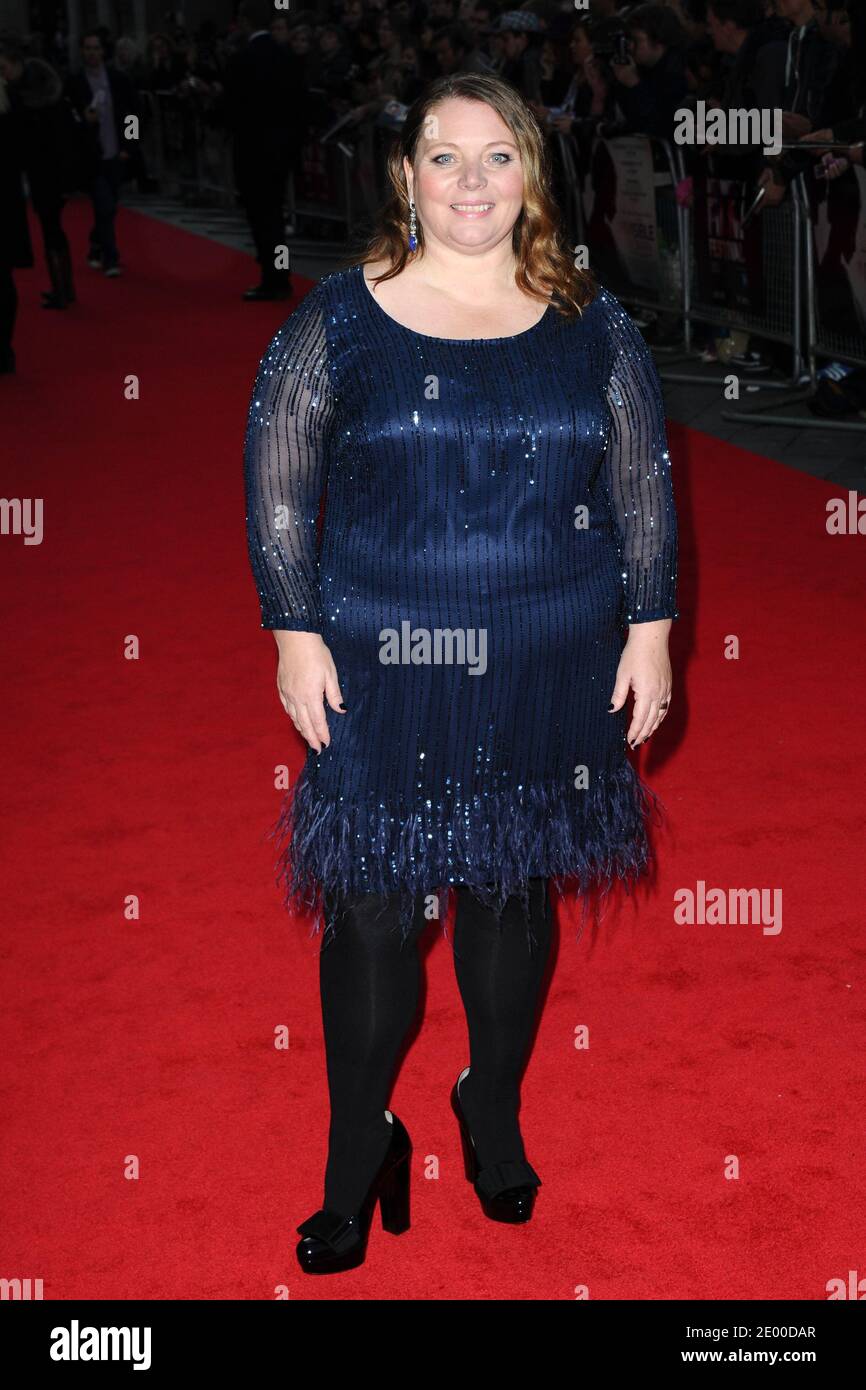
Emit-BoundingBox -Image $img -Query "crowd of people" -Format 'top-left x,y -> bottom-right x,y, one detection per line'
0,0 -> 864,385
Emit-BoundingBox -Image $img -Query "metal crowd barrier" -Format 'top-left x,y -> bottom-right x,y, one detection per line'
688,170 -> 804,384
554,131 -> 691,345
568,133 -> 866,426
144,90 -> 235,207
552,127 -> 587,258
720,170 -> 866,433
144,91 -> 355,233
804,173 -> 866,376
562,133 -> 804,388
295,118 -> 355,233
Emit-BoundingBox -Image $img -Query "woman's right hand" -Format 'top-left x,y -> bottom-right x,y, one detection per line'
273,631 -> 346,753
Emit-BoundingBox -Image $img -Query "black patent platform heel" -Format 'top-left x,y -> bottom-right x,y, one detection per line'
295,1110 -> 411,1273
450,1066 -> 541,1223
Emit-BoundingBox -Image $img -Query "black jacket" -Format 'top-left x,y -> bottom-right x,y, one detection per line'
719,18 -> 789,112
7,58 -> 82,198
781,19 -> 839,126
64,64 -> 140,174
222,32 -> 304,165
613,47 -> 689,142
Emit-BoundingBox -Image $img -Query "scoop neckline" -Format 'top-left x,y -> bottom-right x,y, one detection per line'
357,262 -> 553,344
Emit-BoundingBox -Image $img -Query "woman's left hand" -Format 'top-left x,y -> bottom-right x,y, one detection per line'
609,620 -> 673,748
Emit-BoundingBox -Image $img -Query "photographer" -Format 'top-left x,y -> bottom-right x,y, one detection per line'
609,4 -> 690,141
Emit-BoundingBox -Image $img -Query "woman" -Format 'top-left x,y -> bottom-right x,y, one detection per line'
243,72 -> 679,1274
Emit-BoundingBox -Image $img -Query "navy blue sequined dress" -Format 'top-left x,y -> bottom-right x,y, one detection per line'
244,262 -> 679,940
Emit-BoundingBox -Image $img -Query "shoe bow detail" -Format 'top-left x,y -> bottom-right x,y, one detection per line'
296,1208 -> 360,1253
475,1159 -> 542,1200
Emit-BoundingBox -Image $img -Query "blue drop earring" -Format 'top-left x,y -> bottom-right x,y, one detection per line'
408,196 -> 417,252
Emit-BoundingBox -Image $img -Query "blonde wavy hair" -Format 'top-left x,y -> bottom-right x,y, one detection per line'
349,72 -> 596,320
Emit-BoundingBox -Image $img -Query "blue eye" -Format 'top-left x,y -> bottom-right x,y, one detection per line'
430,151 -> 514,165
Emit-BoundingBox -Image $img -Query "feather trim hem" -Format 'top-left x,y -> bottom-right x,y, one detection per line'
266,763 -> 666,948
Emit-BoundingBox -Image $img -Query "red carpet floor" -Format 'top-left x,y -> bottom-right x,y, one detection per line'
2,197 -> 865,1300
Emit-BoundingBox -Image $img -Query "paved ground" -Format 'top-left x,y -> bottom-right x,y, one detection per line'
126,192 -> 866,493
656,356 -> 866,490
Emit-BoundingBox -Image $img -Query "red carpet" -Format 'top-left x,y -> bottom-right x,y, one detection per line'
2,196 -> 864,1300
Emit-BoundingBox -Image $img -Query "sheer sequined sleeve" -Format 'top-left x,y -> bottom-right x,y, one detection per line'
597,289 -> 679,625
243,284 -> 336,632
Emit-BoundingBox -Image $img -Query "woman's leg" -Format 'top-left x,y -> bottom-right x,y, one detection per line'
451,877 -> 554,1168
317,889 -> 428,1216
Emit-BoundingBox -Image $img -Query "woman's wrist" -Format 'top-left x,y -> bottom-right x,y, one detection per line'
273,628 -> 325,649
625,618 -> 672,644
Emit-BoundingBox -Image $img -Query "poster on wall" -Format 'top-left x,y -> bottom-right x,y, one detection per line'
583,136 -> 658,296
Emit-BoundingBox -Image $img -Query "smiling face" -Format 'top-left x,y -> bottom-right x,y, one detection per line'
403,96 -> 525,256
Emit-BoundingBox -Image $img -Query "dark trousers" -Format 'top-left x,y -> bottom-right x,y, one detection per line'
33,195 -> 70,258
88,156 -> 122,268
236,145 -> 292,290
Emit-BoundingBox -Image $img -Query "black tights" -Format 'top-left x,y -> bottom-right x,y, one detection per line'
317,878 -> 554,1216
